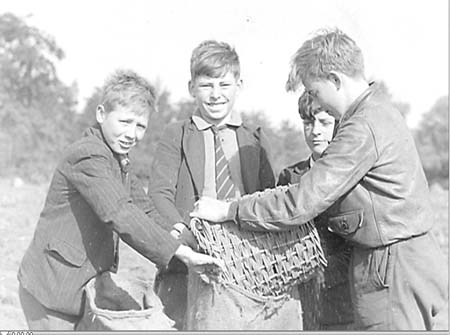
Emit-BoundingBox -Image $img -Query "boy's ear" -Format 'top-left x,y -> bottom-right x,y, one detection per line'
188,80 -> 195,97
236,78 -> 243,90
328,72 -> 341,90
96,104 -> 106,124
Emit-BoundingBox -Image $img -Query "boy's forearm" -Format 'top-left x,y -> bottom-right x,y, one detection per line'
235,185 -> 314,232
113,202 -> 181,266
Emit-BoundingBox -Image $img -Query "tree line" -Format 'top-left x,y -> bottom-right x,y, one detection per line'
0,13 -> 447,189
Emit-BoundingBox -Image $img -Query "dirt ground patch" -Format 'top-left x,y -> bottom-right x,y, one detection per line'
0,178 -> 448,330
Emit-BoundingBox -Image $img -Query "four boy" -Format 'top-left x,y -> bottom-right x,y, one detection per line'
18,29 -> 448,331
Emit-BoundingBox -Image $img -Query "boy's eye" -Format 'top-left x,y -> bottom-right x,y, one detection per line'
137,123 -> 147,131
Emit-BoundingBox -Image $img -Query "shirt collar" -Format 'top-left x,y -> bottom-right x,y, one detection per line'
192,110 -> 242,131
308,155 -> 315,168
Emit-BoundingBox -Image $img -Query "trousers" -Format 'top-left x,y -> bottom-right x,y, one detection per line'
153,270 -> 187,330
19,284 -> 80,330
350,232 -> 448,330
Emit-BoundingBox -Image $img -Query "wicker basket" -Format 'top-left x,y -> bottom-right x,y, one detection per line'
190,217 -> 327,297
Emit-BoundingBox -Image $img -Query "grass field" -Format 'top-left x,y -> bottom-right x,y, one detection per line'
0,178 -> 448,330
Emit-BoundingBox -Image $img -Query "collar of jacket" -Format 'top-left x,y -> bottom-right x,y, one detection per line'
340,81 -> 378,124
82,124 -> 130,173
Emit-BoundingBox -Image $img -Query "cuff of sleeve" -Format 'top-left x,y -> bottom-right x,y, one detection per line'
172,222 -> 189,234
228,201 -> 239,225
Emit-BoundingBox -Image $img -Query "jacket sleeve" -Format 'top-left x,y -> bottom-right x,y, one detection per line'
129,171 -> 168,228
255,127 -> 276,190
236,115 -> 378,232
147,123 -> 185,231
63,143 -> 180,267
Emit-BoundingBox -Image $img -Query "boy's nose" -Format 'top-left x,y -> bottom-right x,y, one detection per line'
312,123 -> 322,135
124,125 -> 137,139
210,85 -> 221,98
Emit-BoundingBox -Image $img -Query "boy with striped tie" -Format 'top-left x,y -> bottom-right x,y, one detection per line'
148,40 -> 289,329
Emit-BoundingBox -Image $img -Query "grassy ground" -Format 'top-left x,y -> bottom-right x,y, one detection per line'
0,178 -> 448,330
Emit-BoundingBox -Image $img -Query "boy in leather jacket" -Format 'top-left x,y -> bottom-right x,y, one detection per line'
191,28 -> 448,330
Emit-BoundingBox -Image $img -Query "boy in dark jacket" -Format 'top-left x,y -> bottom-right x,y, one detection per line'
278,92 -> 353,330
18,69 -> 223,330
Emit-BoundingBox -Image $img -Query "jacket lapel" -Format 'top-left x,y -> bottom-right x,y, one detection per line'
183,121 -> 205,194
236,126 -> 260,194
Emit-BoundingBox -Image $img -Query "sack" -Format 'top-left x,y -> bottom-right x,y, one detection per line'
76,272 -> 175,330
186,271 -> 303,330
190,216 -> 327,297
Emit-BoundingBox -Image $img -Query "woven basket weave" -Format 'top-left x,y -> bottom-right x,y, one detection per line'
190,216 -> 327,297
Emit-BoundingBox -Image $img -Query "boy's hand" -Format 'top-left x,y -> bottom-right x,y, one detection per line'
174,245 -> 225,283
170,223 -> 198,250
190,196 -> 234,222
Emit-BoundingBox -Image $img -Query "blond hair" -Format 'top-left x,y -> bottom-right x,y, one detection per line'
190,40 -> 240,81
100,69 -> 157,115
286,28 -> 365,92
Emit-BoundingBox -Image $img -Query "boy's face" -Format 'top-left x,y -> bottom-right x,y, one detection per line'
189,72 -> 242,125
304,76 -> 345,116
96,104 -> 149,155
303,107 -> 336,160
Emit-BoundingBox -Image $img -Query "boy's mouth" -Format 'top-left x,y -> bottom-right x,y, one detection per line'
206,102 -> 226,106
119,140 -> 135,148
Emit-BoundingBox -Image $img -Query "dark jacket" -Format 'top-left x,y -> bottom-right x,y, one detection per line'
148,117 -> 276,273
148,117 -> 276,231
278,160 -> 353,326
235,83 -> 433,248
18,125 -> 180,316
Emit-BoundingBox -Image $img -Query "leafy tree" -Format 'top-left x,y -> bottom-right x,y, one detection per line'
0,12 -> 78,181
414,96 -> 449,188
241,111 -> 309,175
375,80 -> 410,118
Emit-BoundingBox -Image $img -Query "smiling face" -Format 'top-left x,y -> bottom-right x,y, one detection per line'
189,71 -> 242,125
303,106 -> 336,160
96,104 -> 149,155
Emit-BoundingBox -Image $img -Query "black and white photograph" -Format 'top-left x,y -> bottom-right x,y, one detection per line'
0,0 -> 448,332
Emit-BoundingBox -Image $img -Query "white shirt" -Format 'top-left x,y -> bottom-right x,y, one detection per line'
192,112 -> 245,199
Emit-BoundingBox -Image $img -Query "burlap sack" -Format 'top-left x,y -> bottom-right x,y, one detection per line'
185,271 -> 303,330
76,272 -> 175,330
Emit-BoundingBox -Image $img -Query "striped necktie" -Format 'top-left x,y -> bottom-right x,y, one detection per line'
211,125 -> 237,200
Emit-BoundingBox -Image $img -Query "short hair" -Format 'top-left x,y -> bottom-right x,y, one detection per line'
190,40 -> 240,81
297,91 -> 340,122
100,69 -> 157,115
297,91 -> 319,121
286,28 -> 365,92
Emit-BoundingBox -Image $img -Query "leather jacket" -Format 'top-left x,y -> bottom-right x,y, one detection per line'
235,83 -> 433,248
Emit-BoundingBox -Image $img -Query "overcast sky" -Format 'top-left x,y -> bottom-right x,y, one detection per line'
3,0 -> 448,128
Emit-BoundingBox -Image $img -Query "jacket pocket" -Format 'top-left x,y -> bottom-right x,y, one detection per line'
46,238 -> 86,267
327,210 -> 363,236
